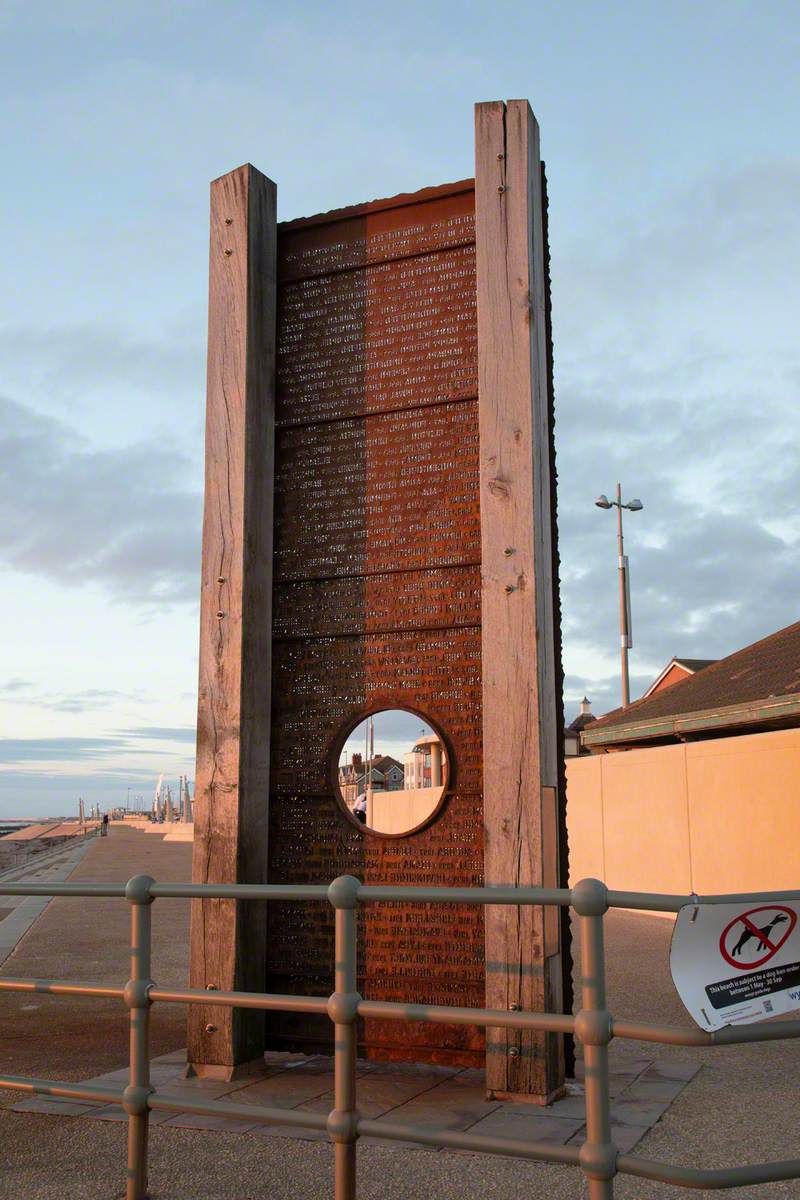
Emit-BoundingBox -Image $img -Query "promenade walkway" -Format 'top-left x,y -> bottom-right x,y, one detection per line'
0,834 -> 96,967
0,826 -> 797,1198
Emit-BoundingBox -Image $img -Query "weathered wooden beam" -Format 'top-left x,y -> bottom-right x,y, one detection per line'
187,163 -> 276,1076
475,100 -> 565,1101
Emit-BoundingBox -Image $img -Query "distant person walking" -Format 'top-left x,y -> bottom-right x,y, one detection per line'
101,813 -> 109,837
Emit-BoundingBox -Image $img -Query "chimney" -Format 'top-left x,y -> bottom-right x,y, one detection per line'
580,696 -> 592,716
352,753 -> 363,771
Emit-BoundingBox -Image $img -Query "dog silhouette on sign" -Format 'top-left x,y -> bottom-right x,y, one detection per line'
731,913 -> 788,958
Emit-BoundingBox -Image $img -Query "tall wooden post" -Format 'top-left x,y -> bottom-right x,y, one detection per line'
188,164 -> 277,1076
475,100 -> 566,1102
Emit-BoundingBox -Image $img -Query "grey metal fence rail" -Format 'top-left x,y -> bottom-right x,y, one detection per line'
1,873 -> 800,1199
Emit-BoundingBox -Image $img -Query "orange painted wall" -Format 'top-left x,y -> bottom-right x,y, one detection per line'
566,727 -> 800,897
648,663 -> 692,695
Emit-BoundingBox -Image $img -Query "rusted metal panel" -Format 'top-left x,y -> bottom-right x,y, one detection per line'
270,626 -> 482,797
273,400 -> 480,581
272,564 -> 481,641
276,186 -> 477,427
267,181 -> 484,1064
265,792 -> 484,1064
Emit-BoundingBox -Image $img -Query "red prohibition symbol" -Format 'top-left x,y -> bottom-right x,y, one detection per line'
719,905 -> 797,970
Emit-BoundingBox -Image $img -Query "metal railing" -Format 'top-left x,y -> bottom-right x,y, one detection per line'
1,873 -> 800,1199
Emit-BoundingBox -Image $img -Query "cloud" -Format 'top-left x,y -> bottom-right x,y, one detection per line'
0,725 -> 199,768
0,678 -> 35,694
2,142 -> 799,738
0,736 -> 133,763
554,159 -> 800,717
564,673 -> 653,719
0,322 -> 204,417
127,726 -> 197,743
553,160 -> 800,356
0,395 -> 201,606
342,712 -> 436,769
0,768 -> 192,819
0,681 -> 151,714
0,721 -> 200,764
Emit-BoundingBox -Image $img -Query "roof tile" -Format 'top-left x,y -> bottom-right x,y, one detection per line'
591,618 -> 800,734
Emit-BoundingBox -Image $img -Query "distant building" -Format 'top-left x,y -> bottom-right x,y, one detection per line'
338,752 -> 404,809
404,732 -> 446,789
568,619 -> 800,900
338,758 -> 360,807
582,620 -> 800,753
642,657 -> 718,699
372,755 -> 405,789
565,697 -> 596,756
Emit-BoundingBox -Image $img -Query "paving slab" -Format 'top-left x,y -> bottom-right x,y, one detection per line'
161,1111 -> 260,1134
604,1122 -> 651,1153
639,1058 -> 702,1083
216,1070 -> 336,1109
249,1121 -> 329,1142
295,1071 -> 453,1118
87,1104 -> 174,1126
620,1075 -> 689,1102
13,1096 -> 102,1117
12,1041 -> 700,1161
464,1107 -> 585,1144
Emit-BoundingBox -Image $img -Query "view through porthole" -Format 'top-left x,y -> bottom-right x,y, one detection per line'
337,709 -> 448,835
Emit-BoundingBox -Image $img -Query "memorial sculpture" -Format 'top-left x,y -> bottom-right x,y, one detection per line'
188,99 -> 571,1103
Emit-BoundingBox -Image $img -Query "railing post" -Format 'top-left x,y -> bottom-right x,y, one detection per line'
327,876 -> 362,1200
572,879 -> 616,1200
124,875 -> 155,1200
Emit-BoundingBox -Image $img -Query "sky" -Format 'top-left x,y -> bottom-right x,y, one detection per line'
1,2 -> 799,814
341,714 -> 436,774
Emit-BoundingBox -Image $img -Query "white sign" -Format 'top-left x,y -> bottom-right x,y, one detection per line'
670,901 -> 800,1031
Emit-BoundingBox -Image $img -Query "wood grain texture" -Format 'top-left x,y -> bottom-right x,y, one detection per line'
475,100 -> 565,1100
188,163 -> 276,1071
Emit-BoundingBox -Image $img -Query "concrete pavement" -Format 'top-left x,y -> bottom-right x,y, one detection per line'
0,835 -> 96,967
1,826 -> 799,1198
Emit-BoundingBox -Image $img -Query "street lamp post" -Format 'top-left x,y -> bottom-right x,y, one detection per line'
595,484 -> 643,708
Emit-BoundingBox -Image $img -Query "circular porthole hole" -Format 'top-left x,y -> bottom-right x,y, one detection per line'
336,709 -> 448,836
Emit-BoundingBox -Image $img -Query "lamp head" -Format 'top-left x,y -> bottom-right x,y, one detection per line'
595,494 -> 612,509
626,498 -> 643,511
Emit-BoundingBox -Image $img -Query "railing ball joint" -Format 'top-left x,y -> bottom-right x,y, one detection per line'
125,874 -> 155,906
579,1140 -> 618,1182
327,1107 -> 360,1144
574,1008 -> 612,1046
327,874 -> 361,910
327,990 -> 362,1025
571,878 -> 609,916
122,1084 -> 153,1117
124,980 -> 153,1010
